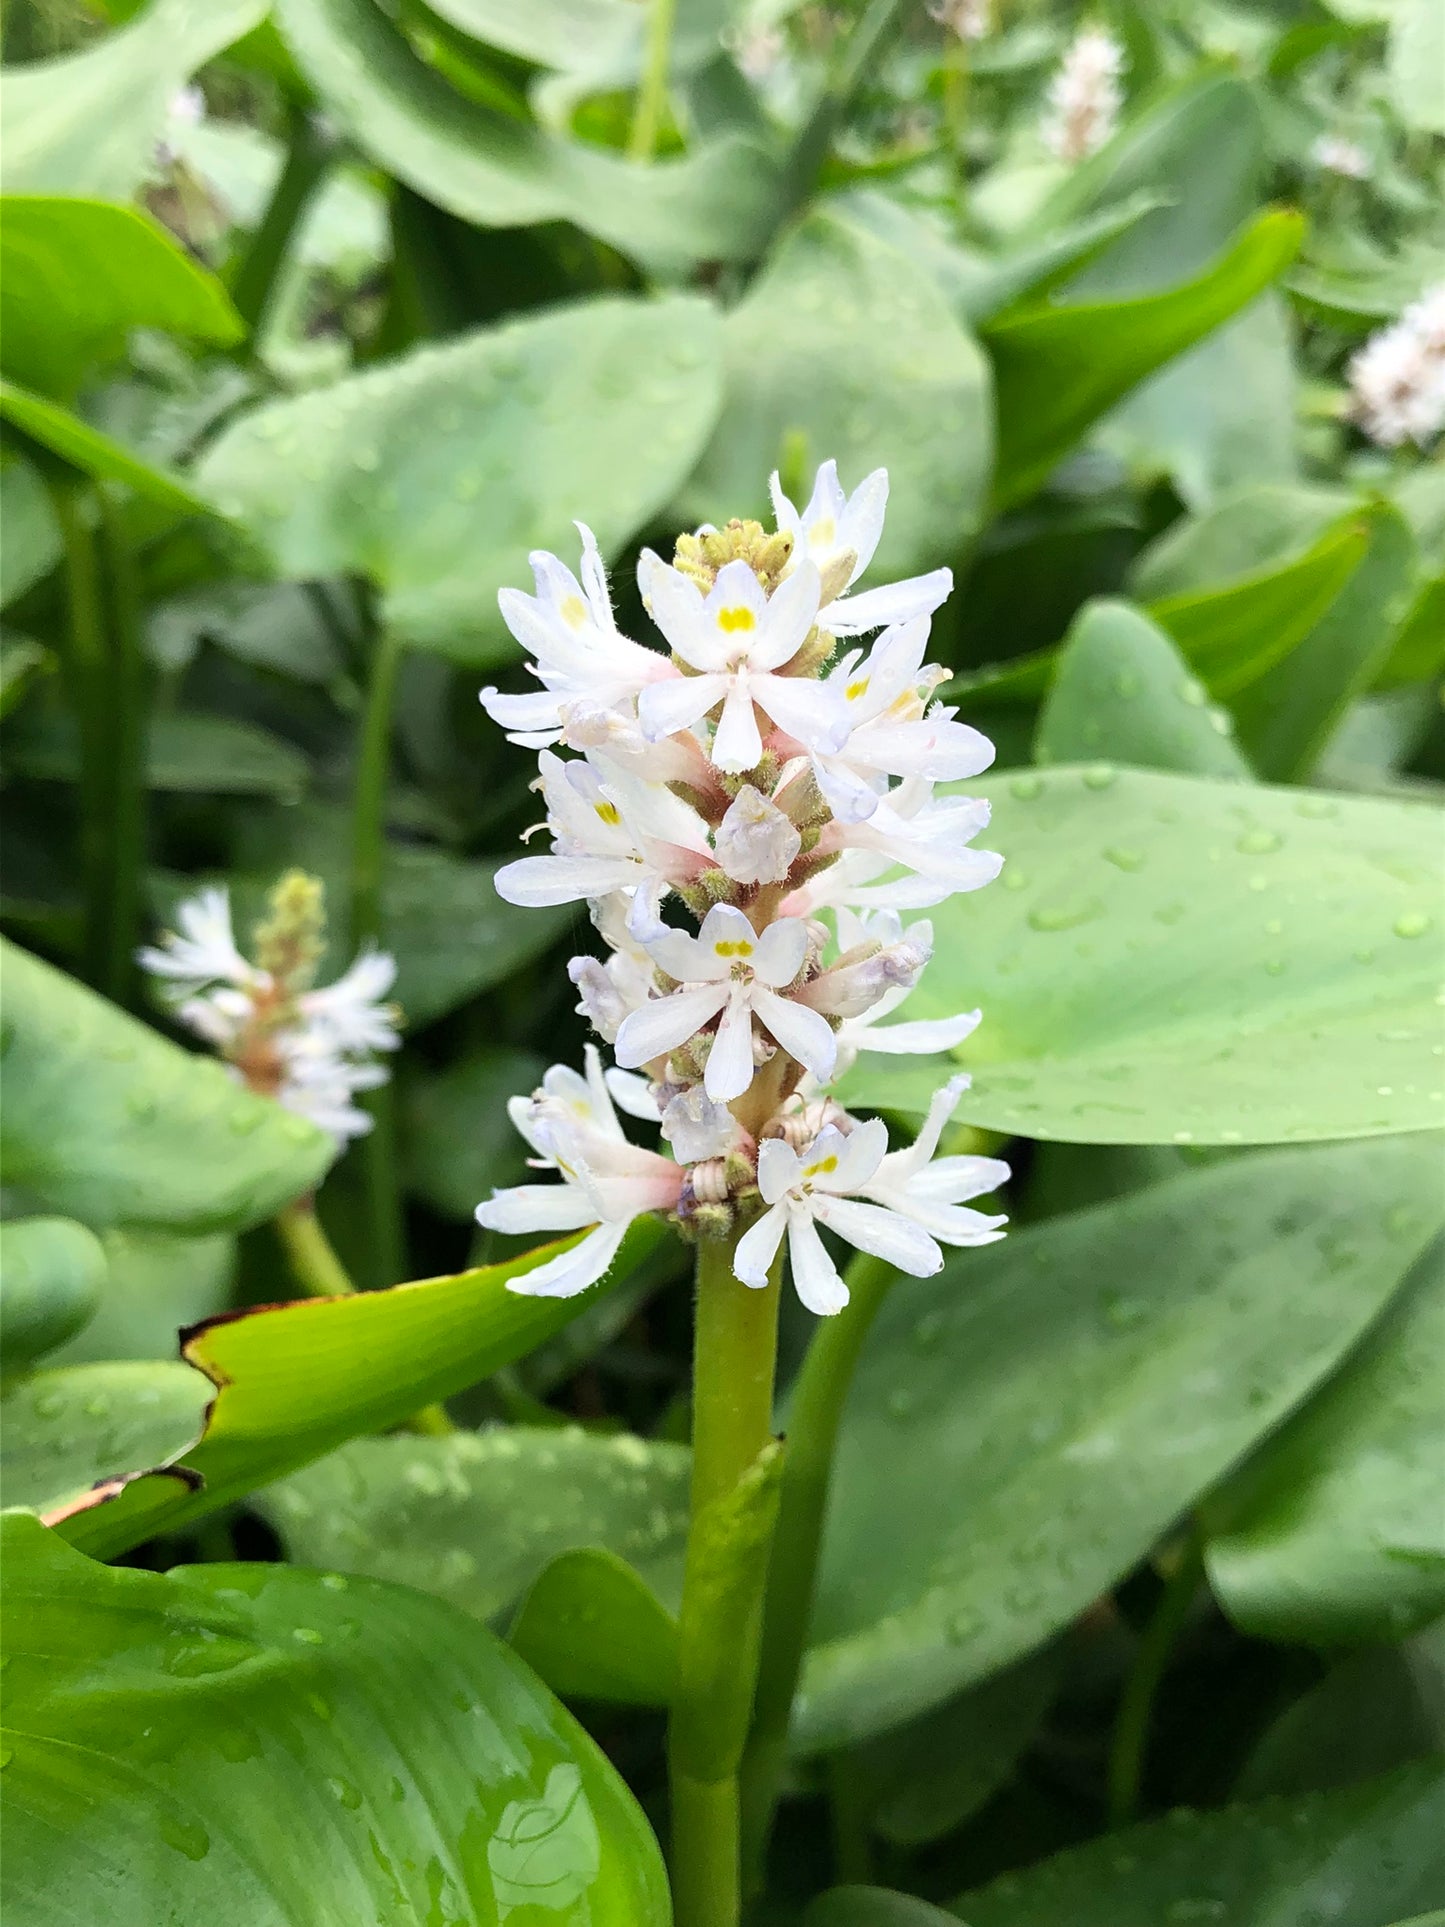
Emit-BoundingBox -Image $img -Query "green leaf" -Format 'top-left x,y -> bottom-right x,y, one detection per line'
0,1360 -> 209,1513
0,379 -> 215,515
1205,1239 -> 1445,1646
797,1138 -> 1441,1748
1034,599 -> 1253,778
196,294 -> 724,664
808,1891 -> 954,1927
1235,1627 -> 1445,1801
0,198 -> 240,401
259,1424 -> 689,1630
948,1766 -> 1445,1926
273,0 -> 778,275
1233,506 -> 1420,782
984,210 -> 1304,511
0,457 -> 61,607
678,209 -> 994,582
0,1513 -> 671,1923
837,768 -> 1442,1146
1389,0 -> 1445,134
510,1546 -> 680,1705
426,0 -> 640,70
1130,483 -> 1357,595
1376,578 -> 1445,693
0,938 -> 331,1234
49,1226 -> 234,1367
405,1047 -> 547,1220
0,0 -> 266,199
0,635 -> 53,719
0,1218 -> 106,1370
46,1237 -> 645,1560
9,711 -> 309,799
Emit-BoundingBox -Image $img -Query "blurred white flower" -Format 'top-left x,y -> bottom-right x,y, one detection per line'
1042,27 -> 1126,163
1348,284 -> 1445,448
1310,133 -> 1370,181
929,0 -> 992,42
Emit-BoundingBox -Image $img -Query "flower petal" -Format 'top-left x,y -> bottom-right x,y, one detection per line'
786,1208 -> 851,1315
734,1201 -> 789,1289
812,1194 -> 943,1277
703,985 -> 757,1101
615,983 -> 729,1069
751,986 -> 838,1082
506,1223 -> 629,1299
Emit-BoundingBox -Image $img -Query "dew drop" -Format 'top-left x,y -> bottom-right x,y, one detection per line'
159,1814 -> 211,1861
1009,774 -> 1042,801
1102,845 -> 1145,872
1236,829 -> 1281,855
292,1626 -> 323,1646
1028,896 -> 1105,934
1394,912 -> 1431,939
1082,763 -> 1117,790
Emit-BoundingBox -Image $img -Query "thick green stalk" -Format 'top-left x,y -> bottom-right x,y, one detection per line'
275,1198 -> 356,1300
1107,1528 -> 1205,1827
229,107 -> 335,335
774,0 -> 910,234
628,0 -> 678,161
49,479 -> 109,988
350,621 -> 406,1291
97,486 -> 147,1009
669,1233 -> 784,1927
740,1249 -> 895,1890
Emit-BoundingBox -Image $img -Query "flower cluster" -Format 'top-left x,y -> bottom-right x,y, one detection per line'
1042,26 -> 1126,163
929,0 -> 993,44
139,871 -> 401,1145
1347,284 -> 1445,449
477,462 -> 1009,1316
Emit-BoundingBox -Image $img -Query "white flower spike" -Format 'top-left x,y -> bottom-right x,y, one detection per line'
480,460 -> 1009,1312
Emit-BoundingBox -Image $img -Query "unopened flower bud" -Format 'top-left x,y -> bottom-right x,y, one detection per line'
569,956 -> 629,1042
714,785 -> 803,885
663,1084 -> 739,1161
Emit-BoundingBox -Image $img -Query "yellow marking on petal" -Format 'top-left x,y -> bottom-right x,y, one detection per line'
717,605 -> 756,634
846,677 -> 870,701
809,516 -> 837,549
803,1154 -> 839,1177
594,801 -> 621,826
713,939 -> 754,959
561,594 -> 588,630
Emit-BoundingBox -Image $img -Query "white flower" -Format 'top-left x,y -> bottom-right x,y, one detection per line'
276,1034 -> 388,1144
769,463 -> 953,638
808,780 -> 1003,910
494,750 -> 711,918
1310,133 -> 1370,180
637,558 -> 850,773
1348,291 -> 1445,448
810,616 -> 995,821
137,887 -> 258,994
795,916 -> 934,1019
713,784 -> 802,884
929,0 -> 992,41
298,947 -> 400,1057
614,904 -> 837,1102
733,1121 -> 947,1315
662,1083 -> 741,1161
855,1074 -> 1010,1246
477,1048 -> 685,1298
481,525 -> 676,748
1042,27 -> 1125,163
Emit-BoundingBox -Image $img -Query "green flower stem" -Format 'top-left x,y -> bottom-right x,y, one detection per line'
668,1231 -> 784,1927
740,1248 -> 895,1891
1107,1526 -> 1205,1827
48,477 -> 110,989
628,0 -> 678,162
229,107 -> 336,335
776,0 -> 910,233
97,485 -> 147,1010
943,35 -> 970,197
276,1197 -> 356,1300
350,619 -> 406,1293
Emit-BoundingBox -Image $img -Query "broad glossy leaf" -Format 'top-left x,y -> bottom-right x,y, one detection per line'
0,1360 -> 209,1513
426,0 -> 639,70
0,198 -> 240,401
838,767 -> 1442,1145
46,1237 -> 639,1560
0,1513 -> 670,1924
0,0 -> 266,199
405,1047 -> 547,1220
261,1427 -> 688,1707
1034,599 -> 1252,778
1205,1240 -> 1445,1645
797,1138 -> 1441,1747
1130,483 -> 1357,594
510,1547 -> 679,1705
0,939 -> 331,1233
0,379 -> 214,515
679,210 -> 993,582
1234,506 -> 1419,782
196,294 -> 724,664
948,1765 -> 1445,1926
10,711 -> 309,800
50,1226 -> 234,1367
274,0 -> 777,274
984,210 -> 1303,510
0,1218 -> 106,1370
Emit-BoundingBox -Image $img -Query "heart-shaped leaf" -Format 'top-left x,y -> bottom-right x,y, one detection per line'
679,209 -> 995,582
0,938 -> 331,1234
195,294 -> 724,664
1205,1239 -> 1445,1646
0,1512 -> 670,1924
797,1137 -> 1441,1748
0,198 -> 240,401
0,1218 -> 106,1370
838,768 -> 1442,1146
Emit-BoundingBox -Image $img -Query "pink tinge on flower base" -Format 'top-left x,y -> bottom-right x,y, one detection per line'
476,460 -> 1009,1313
